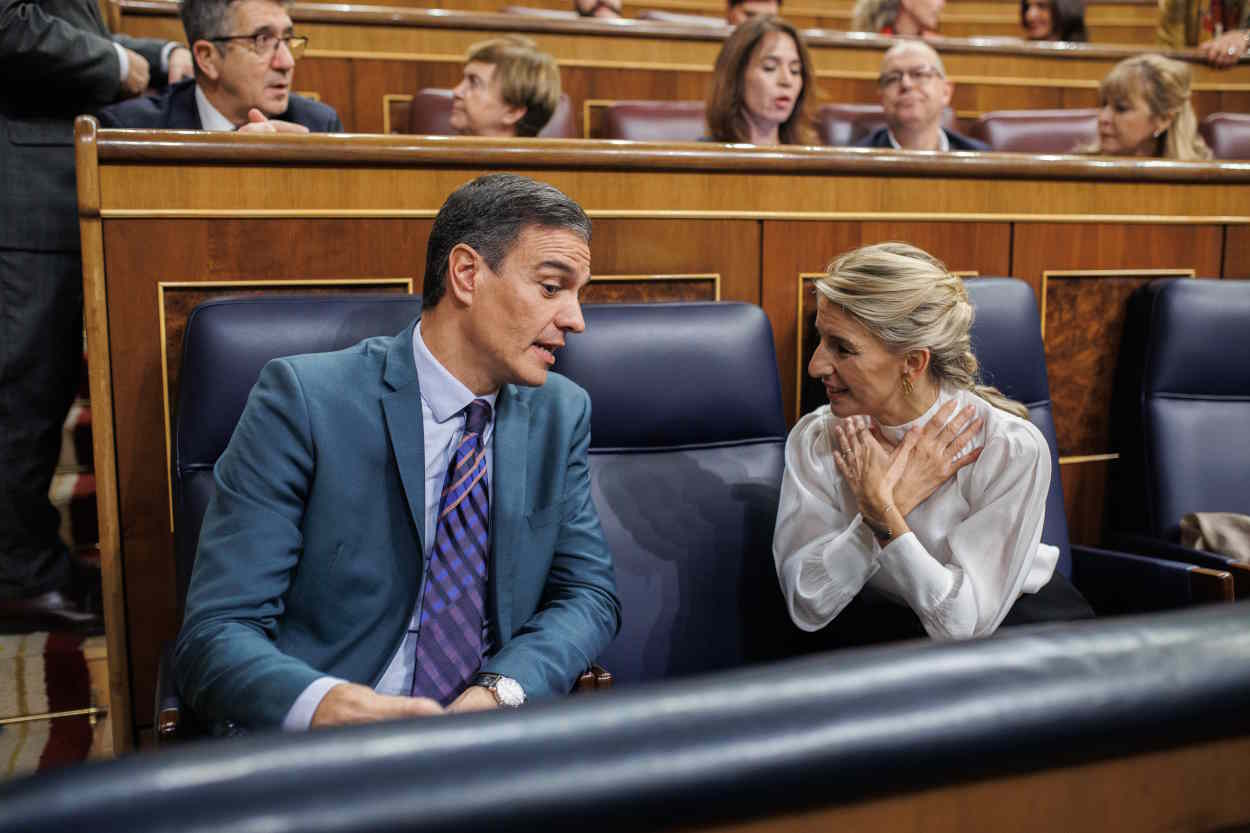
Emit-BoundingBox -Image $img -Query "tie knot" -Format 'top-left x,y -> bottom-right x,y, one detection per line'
464,399 -> 492,436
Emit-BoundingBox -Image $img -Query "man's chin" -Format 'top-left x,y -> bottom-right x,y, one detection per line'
262,92 -> 290,116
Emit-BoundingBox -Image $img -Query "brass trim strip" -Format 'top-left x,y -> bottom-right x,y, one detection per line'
590,272 -> 721,300
0,707 -> 108,728
99,210 -> 1250,224
1039,268 -> 1196,337
382,92 -> 414,135
1058,453 -> 1120,464
157,278 -> 415,531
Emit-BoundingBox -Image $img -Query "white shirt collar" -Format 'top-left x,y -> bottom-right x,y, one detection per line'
885,126 -> 950,152
874,385 -> 954,444
412,321 -> 499,424
194,84 -> 240,132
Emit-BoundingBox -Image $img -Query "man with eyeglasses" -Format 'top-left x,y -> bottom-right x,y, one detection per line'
855,41 -> 987,152
98,0 -> 341,133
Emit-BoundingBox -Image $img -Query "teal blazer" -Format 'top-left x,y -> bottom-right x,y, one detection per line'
175,322 -> 621,729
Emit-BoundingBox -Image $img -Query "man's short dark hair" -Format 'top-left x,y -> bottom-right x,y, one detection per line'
180,0 -> 293,58
422,174 -> 592,308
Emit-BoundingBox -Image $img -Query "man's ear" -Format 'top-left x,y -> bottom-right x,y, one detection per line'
445,243 -> 484,305
939,78 -> 954,108
191,41 -> 219,81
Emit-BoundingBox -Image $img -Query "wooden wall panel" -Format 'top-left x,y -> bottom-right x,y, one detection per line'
585,219 -> 761,305
1225,226 -> 1250,280
1060,460 -> 1109,545
100,218 -> 426,732
762,221 -> 1011,422
291,57 -> 357,133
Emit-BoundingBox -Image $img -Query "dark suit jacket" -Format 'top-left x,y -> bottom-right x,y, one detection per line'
855,126 -> 990,152
97,78 -> 344,132
0,0 -> 173,251
175,322 -> 621,730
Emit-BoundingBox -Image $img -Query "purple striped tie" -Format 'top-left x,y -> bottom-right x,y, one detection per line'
412,399 -> 491,705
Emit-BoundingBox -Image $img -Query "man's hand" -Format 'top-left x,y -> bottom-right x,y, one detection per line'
121,48 -> 150,97
447,685 -> 499,714
310,682 -> 444,727
888,400 -> 983,517
236,108 -> 310,134
1203,30 -> 1249,68
167,46 -> 194,84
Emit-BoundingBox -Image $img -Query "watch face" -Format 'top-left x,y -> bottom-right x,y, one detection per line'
496,677 -> 525,707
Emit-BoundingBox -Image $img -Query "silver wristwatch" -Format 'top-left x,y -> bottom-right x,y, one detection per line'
473,673 -> 526,707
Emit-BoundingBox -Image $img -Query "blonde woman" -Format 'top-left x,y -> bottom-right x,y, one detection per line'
773,242 -> 1092,646
1085,54 -> 1212,160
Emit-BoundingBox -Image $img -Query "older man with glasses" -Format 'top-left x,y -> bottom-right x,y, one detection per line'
98,0 -> 341,133
855,41 -> 987,152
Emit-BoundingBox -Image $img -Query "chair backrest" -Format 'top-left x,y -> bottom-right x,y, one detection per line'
1107,279 -> 1250,540
637,8 -> 727,26
1199,112 -> 1250,159
405,88 -> 577,139
600,100 -> 707,142
173,295 -> 422,615
964,278 -> 1073,578
816,103 -> 956,146
970,108 -> 1098,153
551,303 -> 794,684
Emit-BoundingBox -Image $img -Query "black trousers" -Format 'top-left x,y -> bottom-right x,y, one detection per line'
797,569 -> 1096,652
0,247 -> 82,600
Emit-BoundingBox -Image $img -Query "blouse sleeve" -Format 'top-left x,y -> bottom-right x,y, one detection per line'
774,408 -> 1052,641
772,411 -> 887,632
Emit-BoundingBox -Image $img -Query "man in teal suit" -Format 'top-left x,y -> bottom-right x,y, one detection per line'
175,174 -> 620,731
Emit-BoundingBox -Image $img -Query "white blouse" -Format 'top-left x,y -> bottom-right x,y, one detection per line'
773,386 -> 1058,640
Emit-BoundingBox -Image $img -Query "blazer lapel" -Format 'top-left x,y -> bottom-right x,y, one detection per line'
380,324 -> 427,550
490,385 -> 529,643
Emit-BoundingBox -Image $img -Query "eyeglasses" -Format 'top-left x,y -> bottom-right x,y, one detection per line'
877,66 -> 944,88
209,32 -> 309,60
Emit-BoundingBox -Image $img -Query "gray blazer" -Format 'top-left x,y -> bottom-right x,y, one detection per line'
0,0 -> 172,251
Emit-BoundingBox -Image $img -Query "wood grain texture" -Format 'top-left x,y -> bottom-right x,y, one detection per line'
582,275 -> 717,303
1059,459 -> 1108,546
1225,226 -> 1250,280
684,734 -> 1250,833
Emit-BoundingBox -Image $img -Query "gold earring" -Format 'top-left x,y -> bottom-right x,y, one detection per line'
901,374 -> 914,396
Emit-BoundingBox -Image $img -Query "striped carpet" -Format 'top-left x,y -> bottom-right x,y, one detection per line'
0,633 -> 94,777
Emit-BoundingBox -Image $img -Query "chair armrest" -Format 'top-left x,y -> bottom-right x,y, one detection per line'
155,641 -> 182,744
573,664 -> 613,693
1071,545 -> 1233,615
1105,532 -> 1250,599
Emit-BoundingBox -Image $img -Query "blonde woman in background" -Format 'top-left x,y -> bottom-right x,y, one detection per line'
850,0 -> 944,36
1084,54 -> 1212,160
773,243 -> 1092,647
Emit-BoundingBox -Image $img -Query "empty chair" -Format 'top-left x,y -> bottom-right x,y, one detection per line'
816,103 -> 955,146
552,303 -> 799,683
1199,112 -> 1250,159
971,108 -> 1098,153
600,100 -> 707,142
964,278 -> 1234,613
1105,279 -> 1250,596
163,294 -> 423,739
404,88 -> 577,138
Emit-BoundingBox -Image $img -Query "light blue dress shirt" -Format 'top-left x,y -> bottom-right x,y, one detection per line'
282,320 -> 497,729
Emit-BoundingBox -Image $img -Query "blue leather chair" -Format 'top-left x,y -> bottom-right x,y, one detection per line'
1105,279 -> 1250,597
963,279 -> 1234,613
164,294 -> 423,739
552,303 -> 799,683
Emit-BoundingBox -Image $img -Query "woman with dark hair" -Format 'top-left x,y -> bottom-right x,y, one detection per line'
1020,0 -> 1087,41
705,16 -> 816,145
